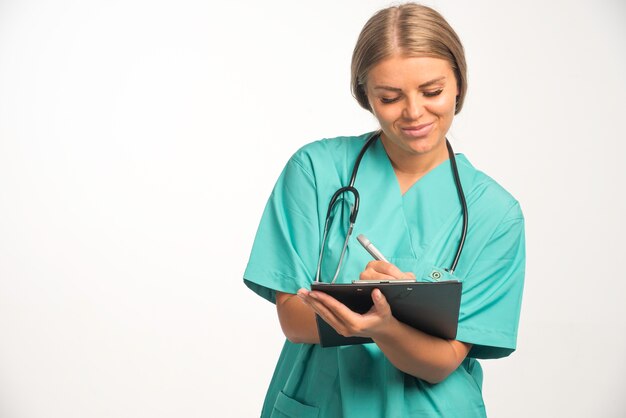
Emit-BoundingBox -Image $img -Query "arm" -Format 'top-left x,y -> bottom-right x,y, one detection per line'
360,261 -> 470,382
299,287 -> 471,384
276,291 -> 320,344
371,298 -> 472,384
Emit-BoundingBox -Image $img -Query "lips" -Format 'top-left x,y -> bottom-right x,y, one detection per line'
401,122 -> 434,138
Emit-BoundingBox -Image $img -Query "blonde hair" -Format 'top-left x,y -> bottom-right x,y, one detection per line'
351,3 -> 467,114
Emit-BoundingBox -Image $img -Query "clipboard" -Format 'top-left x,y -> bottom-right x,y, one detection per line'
311,280 -> 462,348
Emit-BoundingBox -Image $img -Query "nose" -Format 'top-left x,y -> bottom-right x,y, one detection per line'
402,95 -> 424,120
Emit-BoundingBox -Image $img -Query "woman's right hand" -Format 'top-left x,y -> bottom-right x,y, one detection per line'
359,261 -> 416,281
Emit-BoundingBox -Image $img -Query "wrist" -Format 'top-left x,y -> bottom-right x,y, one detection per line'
370,314 -> 400,341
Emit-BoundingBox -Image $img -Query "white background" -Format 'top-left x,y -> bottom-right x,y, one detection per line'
1,0 -> 625,416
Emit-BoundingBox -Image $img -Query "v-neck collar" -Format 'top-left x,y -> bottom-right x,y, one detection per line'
352,136 -> 470,261
372,137 -> 453,198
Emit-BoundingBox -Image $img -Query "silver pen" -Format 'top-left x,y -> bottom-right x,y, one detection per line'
357,234 -> 389,262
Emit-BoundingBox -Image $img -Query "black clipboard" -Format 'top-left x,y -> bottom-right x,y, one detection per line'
311,280 -> 462,348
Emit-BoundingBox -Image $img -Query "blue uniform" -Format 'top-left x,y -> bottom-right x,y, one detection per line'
244,133 -> 525,417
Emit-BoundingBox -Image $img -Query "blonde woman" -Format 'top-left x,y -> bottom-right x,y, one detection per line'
244,3 -> 525,417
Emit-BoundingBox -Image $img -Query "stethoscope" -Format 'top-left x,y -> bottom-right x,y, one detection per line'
314,130 -> 468,283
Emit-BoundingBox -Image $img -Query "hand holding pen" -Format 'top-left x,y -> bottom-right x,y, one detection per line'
357,234 -> 416,281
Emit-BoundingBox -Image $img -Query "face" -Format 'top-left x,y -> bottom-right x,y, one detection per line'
365,55 -> 459,159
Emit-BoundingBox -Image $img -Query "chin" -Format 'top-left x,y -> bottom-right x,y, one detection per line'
403,137 -> 440,154
383,129 -> 446,156
407,144 -> 436,155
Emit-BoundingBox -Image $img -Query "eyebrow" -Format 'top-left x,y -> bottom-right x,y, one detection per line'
373,76 -> 446,91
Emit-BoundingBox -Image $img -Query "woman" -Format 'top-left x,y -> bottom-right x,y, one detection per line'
244,3 -> 525,417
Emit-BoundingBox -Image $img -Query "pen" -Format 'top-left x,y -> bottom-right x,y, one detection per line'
357,234 -> 389,262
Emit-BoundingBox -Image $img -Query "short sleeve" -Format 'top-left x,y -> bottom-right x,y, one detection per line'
456,202 -> 526,359
243,155 -> 320,304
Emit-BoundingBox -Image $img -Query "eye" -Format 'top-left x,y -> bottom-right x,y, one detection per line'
380,97 -> 400,104
423,89 -> 443,98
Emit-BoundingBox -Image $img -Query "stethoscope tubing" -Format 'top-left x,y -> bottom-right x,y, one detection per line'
315,130 -> 468,281
446,139 -> 468,274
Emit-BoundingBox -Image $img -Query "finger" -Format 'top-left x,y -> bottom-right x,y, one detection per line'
310,291 -> 361,321
368,260 -> 407,278
381,263 -> 409,278
310,291 -> 368,334
359,269 -> 397,281
362,261 -> 416,281
306,293 -> 352,334
365,260 -> 394,272
370,289 -> 391,315
360,264 -> 405,281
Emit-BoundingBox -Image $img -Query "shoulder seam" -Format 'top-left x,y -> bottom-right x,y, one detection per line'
489,200 -> 524,238
289,154 -> 316,183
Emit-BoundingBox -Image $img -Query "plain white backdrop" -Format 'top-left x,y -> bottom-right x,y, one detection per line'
1,0 -> 625,416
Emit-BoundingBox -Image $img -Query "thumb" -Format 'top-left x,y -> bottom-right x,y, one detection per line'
371,289 -> 389,312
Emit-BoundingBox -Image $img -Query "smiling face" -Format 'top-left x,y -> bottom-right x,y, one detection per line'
365,55 -> 459,162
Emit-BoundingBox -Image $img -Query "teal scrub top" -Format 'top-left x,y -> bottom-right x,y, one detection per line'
244,133 -> 525,418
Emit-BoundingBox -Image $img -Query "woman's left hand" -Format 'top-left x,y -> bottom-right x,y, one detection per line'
297,287 -> 394,339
